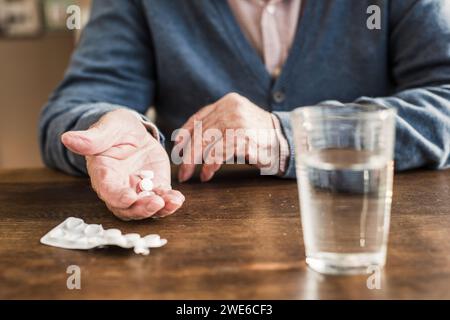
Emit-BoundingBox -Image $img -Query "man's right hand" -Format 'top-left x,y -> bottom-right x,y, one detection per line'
61,109 -> 185,220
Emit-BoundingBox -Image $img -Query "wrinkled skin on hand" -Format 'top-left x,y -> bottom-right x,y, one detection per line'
175,93 -> 279,182
62,109 -> 185,220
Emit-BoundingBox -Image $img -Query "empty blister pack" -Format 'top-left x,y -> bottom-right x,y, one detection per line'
40,217 -> 167,255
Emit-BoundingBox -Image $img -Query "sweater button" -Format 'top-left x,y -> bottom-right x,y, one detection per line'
273,91 -> 285,103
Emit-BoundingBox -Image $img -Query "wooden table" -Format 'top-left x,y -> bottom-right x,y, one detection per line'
0,166 -> 449,299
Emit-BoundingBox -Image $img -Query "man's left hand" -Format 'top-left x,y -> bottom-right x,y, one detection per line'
174,92 -> 283,182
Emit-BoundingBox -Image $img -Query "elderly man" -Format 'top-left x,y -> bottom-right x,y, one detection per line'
40,0 -> 450,220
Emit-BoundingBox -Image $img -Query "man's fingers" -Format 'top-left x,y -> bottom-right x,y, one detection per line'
200,163 -> 222,182
177,110 -> 223,182
200,132 -> 225,182
175,102 -> 221,181
152,189 -> 185,218
99,185 -> 137,209
200,146 -> 230,183
175,103 -> 217,143
178,163 -> 196,183
144,195 -> 166,215
90,167 -> 138,209
178,138 -> 198,182
182,103 -> 216,130
108,194 -> 166,220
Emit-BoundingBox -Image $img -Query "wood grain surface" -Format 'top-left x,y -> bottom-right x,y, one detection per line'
0,166 -> 449,299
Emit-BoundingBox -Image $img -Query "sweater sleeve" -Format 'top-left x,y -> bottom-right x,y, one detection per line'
275,0 -> 450,178
39,0 -> 158,175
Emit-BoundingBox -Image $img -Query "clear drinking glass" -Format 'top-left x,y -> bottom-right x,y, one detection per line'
291,104 -> 396,275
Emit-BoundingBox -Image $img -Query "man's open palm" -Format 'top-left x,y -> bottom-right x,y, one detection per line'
61,109 -> 185,220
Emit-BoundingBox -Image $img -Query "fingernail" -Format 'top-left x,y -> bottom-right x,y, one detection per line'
200,171 -> 213,182
147,196 -> 165,210
171,198 -> 184,206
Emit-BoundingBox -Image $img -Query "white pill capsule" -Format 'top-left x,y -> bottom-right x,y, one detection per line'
138,170 -> 154,179
139,178 -> 154,191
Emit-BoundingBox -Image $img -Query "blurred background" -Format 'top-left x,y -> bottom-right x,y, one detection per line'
0,0 -> 91,169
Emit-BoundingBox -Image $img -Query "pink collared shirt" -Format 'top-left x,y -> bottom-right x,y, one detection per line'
228,0 -> 302,78
228,0 -> 300,174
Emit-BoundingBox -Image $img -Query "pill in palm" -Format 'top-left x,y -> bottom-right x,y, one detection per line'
138,170 -> 154,179
139,178 -> 154,191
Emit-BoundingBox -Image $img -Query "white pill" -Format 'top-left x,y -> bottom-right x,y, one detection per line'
124,233 -> 141,245
41,217 -> 167,255
84,224 -> 103,237
138,170 -> 154,179
139,178 -> 154,191
89,237 -> 107,247
138,190 -> 155,198
109,236 -> 128,248
104,229 -> 122,239
65,217 -> 84,230
132,238 -> 149,255
143,234 -> 161,247
134,246 -> 150,255
71,224 -> 86,234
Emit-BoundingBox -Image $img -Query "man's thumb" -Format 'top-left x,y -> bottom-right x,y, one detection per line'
61,126 -> 116,156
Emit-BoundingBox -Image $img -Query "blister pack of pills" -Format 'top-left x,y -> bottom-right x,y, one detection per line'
40,217 -> 167,255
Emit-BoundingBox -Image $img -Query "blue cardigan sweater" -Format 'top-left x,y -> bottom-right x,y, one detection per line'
40,0 -> 450,178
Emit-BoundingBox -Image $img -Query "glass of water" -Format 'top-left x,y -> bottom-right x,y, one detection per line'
291,104 -> 396,275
